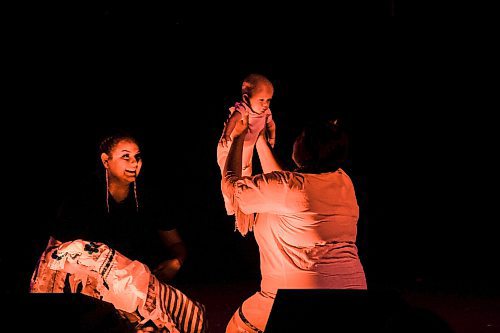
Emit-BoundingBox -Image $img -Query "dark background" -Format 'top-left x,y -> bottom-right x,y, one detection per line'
2,4 -> 498,310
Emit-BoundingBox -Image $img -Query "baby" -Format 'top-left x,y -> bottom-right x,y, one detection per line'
217,73 -> 277,215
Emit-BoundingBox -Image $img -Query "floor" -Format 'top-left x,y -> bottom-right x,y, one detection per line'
179,280 -> 500,333
4,277 -> 500,333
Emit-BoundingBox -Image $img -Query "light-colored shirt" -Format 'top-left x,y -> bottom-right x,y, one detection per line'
223,168 -> 367,295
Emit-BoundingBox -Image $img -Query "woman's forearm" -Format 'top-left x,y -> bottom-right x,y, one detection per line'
256,133 -> 282,173
224,132 -> 245,179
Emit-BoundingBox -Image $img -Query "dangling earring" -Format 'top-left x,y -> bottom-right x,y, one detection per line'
105,169 -> 110,214
133,180 -> 139,212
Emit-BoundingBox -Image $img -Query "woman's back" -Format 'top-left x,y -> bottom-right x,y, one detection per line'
240,169 -> 366,293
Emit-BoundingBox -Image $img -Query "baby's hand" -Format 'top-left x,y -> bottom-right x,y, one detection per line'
219,134 -> 232,148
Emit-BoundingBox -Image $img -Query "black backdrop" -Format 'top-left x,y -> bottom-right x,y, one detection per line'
2,19 -> 497,298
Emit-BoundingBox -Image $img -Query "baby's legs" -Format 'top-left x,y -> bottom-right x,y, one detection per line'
217,143 -> 253,215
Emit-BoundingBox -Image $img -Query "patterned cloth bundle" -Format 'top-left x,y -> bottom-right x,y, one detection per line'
30,238 -> 206,333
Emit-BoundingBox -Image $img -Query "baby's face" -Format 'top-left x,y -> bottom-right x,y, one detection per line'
248,82 -> 273,114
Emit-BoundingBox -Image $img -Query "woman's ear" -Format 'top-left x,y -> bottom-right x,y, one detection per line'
101,153 -> 109,168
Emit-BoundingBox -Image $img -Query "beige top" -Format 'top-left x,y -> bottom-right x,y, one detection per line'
223,168 -> 367,295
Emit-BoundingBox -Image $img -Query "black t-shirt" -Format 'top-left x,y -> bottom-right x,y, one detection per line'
52,175 -> 177,269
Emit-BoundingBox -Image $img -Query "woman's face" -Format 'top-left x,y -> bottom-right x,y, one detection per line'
103,140 -> 142,185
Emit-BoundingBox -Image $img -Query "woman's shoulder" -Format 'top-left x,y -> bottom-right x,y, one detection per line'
301,168 -> 356,187
248,170 -> 306,189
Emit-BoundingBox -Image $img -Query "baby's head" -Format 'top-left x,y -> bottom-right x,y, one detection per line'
241,73 -> 274,114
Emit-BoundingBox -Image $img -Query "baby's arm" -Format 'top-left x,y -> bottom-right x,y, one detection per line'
219,111 -> 243,148
266,117 -> 276,148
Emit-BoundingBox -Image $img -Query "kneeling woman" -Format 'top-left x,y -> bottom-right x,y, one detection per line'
222,116 -> 367,333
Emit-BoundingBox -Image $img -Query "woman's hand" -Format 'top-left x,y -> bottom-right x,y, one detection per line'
231,112 -> 249,138
257,128 -> 274,148
219,134 -> 232,148
152,258 -> 182,283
